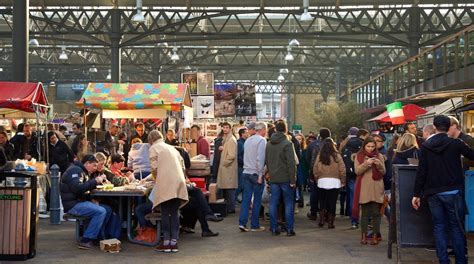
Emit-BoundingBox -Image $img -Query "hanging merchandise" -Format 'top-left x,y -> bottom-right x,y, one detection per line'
235,83 -> 257,116
182,72 -> 198,95
197,96 -> 215,119
214,83 -> 237,117
197,73 -> 214,95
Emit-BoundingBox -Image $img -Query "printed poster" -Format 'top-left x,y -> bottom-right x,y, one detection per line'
182,72 -> 198,95
196,96 -> 215,119
197,73 -> 214,95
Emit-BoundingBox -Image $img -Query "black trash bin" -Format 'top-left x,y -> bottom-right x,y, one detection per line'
0,171 -> 41,261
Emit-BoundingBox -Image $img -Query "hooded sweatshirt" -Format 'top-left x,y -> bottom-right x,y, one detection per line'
414,133 -> 474,197
127,143 -> 151,172
265,131 -> 296,184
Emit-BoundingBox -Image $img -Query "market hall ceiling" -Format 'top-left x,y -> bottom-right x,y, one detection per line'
0,0 -> 473,7
0,1 -> 472,94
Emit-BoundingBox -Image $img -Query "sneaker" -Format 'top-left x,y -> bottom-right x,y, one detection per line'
250,226 -> 266,232
239,225 -> 249,232
351,223 -> 358,229
155,244 -> 171,252
77,239 -> 93,250
170,244 -> 179,253
424,247 -> 436,252
287,230 -> 296,236
180,226 -> 195,234
205,214 -> 223,222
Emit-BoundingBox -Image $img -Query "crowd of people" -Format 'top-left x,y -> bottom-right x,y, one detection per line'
1,114 -> 473,262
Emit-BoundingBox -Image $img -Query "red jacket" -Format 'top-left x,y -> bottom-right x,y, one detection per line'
196,136 -> 210,159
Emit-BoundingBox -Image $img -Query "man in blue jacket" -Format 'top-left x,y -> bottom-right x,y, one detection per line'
412,115 -> 474,264
60,154 -> 108,250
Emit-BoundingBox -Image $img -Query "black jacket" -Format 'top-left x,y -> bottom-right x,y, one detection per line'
48,140 -> 74,173
414,133 -> 474,197
392,147 -> 419,165
10,133 -> 39,160
60,161 -> 98,212
0,141 -> 15,165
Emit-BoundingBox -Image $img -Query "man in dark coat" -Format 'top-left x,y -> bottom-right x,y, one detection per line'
413,115 -> 474,264
60,154 -> 109,250
48,131 -> 75,174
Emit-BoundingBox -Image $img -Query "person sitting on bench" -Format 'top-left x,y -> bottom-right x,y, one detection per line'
60,154 -> 111,250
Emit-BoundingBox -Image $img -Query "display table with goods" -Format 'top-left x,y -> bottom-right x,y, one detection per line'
92,182 -> 155,246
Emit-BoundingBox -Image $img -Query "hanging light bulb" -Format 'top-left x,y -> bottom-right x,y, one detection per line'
289,39 -> 300,47
59,47 -> 68,61
277,73 -> 285,82
300,0 -> 312,22
29,38 -> 40,47
89,64 -> 98,73
132,0 -> 146,23
171,47 -> 180,61
106,69 -> 111,80
285,46 -> 294,62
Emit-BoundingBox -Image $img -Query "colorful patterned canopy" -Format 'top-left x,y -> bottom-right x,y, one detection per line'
77,83 -> 191,112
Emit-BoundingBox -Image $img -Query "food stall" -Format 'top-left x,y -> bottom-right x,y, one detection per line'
77,82 -> 192,137
0,82 -> 50,260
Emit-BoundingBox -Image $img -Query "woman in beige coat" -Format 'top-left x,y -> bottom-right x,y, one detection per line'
353,137 -> 386,245
313,138 -> 346,229
217,122 -> 238,213
148,130 -> 188,253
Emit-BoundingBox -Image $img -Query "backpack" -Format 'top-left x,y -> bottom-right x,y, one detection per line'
341,144 -> 359,180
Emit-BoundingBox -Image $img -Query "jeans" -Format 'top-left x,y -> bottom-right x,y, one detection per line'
309,180 -> 319,215
135,200 -> 153,227
235,167 -> 244,201
181,186 -> 214,232
161,198 -> 181,242
428,193 -> 467,264
269,183 -> 295,232
68,201 -> 109,240
239,173 -> 265,229
347,178 -> 358,224
133,171 -> 151,180
360,202 -> 381,234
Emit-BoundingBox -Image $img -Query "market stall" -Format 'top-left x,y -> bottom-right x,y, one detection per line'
367,103 -> 427,132
76,82 -> 193,144
0,81 -> 50,261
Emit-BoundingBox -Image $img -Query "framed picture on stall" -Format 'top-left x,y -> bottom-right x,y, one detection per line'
197,73 -> 214,95
182,72 -> 198,95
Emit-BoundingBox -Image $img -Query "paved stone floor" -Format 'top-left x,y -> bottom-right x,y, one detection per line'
5,201 -> 474,264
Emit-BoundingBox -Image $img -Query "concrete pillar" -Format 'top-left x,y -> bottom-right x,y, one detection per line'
12,0 -> 29,82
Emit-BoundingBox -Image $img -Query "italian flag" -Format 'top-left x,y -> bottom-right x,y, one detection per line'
386,102 -> 405,125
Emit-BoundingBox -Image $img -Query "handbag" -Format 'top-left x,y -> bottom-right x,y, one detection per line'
407,150 -> 419,165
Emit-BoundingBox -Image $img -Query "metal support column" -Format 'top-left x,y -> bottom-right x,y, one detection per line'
152,48 -> 161,83
12,0 -> 29,82
335,66 -> 341,101
110,9 -> 122,83
408,6 -> 422,57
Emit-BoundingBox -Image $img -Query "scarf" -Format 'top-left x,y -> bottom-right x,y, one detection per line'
352,149 -> 383,220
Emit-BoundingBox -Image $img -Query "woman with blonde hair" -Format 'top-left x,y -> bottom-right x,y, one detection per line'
148,130 -> 188,253
392,133 -> 419,165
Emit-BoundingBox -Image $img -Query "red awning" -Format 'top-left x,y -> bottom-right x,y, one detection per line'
0,82 -> 49,113
368,104 -> 427,123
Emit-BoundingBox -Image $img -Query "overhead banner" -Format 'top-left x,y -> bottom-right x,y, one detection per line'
214,83 -> 236,117
235,83 -> 256,116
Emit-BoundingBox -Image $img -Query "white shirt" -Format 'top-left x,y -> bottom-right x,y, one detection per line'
318,178 -> 341,189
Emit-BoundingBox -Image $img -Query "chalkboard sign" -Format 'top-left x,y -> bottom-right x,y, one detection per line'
388,165 -> 435,261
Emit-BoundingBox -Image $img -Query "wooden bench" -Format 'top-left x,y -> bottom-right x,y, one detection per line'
141,212 -> 162,246
63,213 -> 90,242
